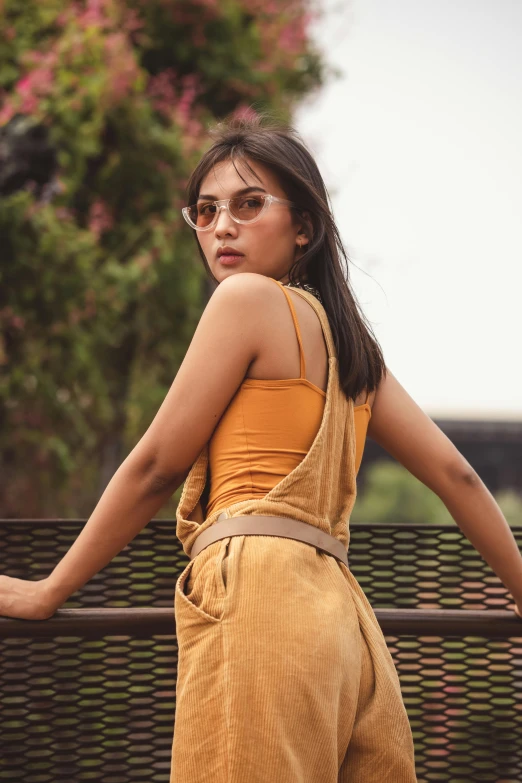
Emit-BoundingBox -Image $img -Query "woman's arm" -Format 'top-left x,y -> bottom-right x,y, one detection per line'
45,274 -> 277,605
42,455 -> 186,611
368,368 -> 522,611
0,273 -> 276,620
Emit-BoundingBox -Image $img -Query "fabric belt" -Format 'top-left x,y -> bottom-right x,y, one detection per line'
189,513 -> 349,568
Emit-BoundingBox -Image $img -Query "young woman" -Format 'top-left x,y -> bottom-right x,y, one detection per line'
2,115 -> 522,782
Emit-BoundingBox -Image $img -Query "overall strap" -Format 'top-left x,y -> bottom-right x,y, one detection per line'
281,283 -> 336,360
272,279 -> 306,379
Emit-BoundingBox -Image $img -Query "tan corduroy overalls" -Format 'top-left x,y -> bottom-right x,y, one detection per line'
171,287 -> 418,782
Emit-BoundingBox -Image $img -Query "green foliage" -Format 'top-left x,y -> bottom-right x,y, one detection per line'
0,0 -> 325,516
352,461 -> 455,526
495,490 -> 522,527
352,461 -> 522,529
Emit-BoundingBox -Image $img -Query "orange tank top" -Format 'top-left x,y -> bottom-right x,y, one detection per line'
205,279 -> 371,518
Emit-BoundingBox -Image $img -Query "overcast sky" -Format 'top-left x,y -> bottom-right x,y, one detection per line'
295,0 -> 522,419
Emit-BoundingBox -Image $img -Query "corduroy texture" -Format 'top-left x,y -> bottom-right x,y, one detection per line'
171,286 -> 418,782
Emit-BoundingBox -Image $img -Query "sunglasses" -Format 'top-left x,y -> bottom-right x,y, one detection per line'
182,193 -> 297,231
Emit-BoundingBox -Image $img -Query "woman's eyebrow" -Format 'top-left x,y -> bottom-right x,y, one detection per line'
197,186 -> 268,201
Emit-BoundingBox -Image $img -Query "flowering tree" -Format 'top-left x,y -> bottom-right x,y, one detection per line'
0,0 -> 325,516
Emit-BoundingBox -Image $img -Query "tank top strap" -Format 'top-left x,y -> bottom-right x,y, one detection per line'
272,279 -> 306,379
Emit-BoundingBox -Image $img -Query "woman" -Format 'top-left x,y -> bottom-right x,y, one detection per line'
2,115 -> 522,782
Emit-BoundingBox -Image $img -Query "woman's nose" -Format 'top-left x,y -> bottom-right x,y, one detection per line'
214,204 -> 237,235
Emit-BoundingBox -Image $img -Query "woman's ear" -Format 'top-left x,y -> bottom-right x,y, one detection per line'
297,209 -> 313,245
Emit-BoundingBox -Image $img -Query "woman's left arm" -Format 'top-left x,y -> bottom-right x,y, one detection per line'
0,273 -> 272,620
368,368 -> 522,617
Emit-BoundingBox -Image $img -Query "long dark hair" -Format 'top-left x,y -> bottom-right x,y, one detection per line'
185,113 -> 386,403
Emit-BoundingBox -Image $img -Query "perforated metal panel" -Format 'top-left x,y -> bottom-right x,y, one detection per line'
1,520 -> 522,782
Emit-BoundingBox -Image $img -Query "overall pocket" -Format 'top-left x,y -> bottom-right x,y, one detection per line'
175,537 -> 234,624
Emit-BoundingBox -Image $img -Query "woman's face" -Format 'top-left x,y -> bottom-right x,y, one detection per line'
195,157 -> 309,285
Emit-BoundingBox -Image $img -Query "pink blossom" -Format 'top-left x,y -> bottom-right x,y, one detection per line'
278,21 -> 306,54
104,31 -> 125,56
123,8 -> 145,34
0,308 -> 26,331
103,33 -> 140,101
20,95 -> 39,113
17,76 -> 32,94
11,315 -> 26,330
26,50 -> 59,68
0,102 -> 16,126
76,0 -> 112,30
233,105 -> 260,122
178,116 -> 205,156
175,73 -> 201,127
15,67 -> 54,103
147,68 -> 177,117
88,199 -> 114,239
14,67 -> 53,112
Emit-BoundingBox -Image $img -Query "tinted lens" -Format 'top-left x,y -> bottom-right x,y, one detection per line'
187,203 -> 216,228
229,196 -> 266,221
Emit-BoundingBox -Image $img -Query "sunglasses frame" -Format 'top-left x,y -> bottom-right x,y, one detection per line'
182,193 -> 297,231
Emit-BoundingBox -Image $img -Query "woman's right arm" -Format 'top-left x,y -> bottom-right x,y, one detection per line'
0,273 -> 274,620
367,367 -> 522,617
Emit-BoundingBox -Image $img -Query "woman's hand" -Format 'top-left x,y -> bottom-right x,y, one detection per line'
0,575 -> 59,621
514,602 -> 522,620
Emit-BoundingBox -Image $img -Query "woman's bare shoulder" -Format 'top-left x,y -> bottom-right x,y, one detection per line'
131,273 -> 278,482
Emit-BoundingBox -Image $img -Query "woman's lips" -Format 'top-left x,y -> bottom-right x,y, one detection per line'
219,254 -> 244,265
